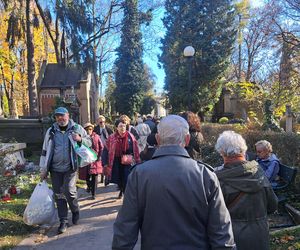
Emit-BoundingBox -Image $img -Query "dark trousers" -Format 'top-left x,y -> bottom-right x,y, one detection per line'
86,174 -> 98,196
117,165 -> 128,193
50,170 -> 79,223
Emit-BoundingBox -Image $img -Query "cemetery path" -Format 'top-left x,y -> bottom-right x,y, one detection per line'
14,183 -> 140,250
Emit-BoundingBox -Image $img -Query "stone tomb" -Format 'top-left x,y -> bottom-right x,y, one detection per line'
0,143 -> 27,175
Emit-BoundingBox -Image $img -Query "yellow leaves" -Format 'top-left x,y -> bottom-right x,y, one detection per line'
34,233 -> 48,244
273,235 -> 295,245
280,235 -> 295,243
0,7 -> 57,115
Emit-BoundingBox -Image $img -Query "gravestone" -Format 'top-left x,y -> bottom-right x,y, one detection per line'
0,143 -> 27,175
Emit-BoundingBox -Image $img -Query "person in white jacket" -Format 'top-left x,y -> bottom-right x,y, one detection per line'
39,107 -> 91,234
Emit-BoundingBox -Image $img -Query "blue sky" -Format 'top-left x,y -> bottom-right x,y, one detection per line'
144,0 -> 265,94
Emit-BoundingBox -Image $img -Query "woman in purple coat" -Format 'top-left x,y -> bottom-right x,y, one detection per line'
79,123 -> 104,199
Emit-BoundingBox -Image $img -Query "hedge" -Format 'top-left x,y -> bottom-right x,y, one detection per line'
200,123 -> 300,187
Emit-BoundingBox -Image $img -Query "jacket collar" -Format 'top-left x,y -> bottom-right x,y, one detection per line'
152,145 -> 190,159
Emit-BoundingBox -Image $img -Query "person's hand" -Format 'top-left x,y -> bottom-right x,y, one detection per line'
72,132 -> 82,142
40,170 -> 48,181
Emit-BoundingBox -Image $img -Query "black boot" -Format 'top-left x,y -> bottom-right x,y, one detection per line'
72,211 -> 80,225
117,190 -> 123,199
104,177 -> 110,187
57,222 -> 68,234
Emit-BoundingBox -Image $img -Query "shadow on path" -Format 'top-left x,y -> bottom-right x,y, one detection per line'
14,183 -> 141,250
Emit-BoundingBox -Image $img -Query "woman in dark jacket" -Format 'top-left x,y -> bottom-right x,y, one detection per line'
180,111 -> 204,160
215,130 -> 278,250
79,123 -> 104,199
103,119 -> 140,198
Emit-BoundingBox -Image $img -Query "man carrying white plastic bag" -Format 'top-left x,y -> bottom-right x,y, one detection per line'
39,107 -> 92,234
23,181 -> 58,226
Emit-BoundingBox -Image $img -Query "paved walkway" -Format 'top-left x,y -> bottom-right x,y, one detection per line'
14,183 -> 140,250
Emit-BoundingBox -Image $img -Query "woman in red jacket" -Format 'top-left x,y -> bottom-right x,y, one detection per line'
103,118 -> 140,199
79,123 -> 104,199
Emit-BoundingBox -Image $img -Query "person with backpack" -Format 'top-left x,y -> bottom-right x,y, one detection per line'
215,131 -> 278,250
39,107 -> 92,234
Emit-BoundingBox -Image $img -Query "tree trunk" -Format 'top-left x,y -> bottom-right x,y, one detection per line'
26,0 -> 39,116
238,14 -> 242,83
8,99 -> 18,119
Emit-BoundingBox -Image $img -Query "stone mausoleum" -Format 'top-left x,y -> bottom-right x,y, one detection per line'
37,61 -> 98,124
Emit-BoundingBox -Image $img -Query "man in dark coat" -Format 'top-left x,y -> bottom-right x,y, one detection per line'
144,114 -> 155,132
112,115 -> 236,250
94,115 -> 113,147
94,115 -> 113,184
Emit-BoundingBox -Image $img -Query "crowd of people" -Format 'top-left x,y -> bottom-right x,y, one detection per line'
40,106 -> 280,249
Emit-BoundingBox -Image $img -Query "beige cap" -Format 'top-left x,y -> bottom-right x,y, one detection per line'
83,122 -> 94,129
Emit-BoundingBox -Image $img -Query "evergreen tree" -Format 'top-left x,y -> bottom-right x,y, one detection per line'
114,0 -> 146,117
160,0 -> 237,114
105,72 -> 116,115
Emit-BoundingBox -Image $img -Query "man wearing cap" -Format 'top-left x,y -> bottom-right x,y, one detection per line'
112,115 -> 236,249
39,107 -> 92,234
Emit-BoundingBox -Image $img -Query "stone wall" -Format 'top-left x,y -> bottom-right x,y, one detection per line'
0,119 -> 51,154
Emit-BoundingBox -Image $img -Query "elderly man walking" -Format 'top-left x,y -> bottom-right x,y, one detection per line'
112,115 -> 236,250
39,107 -> 92,234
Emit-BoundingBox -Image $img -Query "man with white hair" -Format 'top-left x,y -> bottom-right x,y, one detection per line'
112,115 -> 236,249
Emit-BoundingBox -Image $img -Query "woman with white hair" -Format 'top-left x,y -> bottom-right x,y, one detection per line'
215,130 -> 278,250
255,140 -> 280,184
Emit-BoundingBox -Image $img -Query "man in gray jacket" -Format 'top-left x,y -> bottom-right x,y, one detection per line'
112,115 -> 236,250
40,107 -> 91,234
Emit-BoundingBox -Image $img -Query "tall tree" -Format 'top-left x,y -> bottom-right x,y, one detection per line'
114,0 -> 146,117
160,0 -> 237,114
1,0 -> 39,116
104,72 -> 116,115
26,0 -> 38,115
35,0 -> 121,67
235,0 -> 250,82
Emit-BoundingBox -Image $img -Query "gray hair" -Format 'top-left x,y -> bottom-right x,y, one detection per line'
137,117 -> 143,124
215,130 -> 248,157
255,140 -> 272,152
157,115 -> 189,146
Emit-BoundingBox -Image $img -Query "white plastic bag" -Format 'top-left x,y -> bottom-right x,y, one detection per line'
69,134 -> 97,167
23,181 -> 57,226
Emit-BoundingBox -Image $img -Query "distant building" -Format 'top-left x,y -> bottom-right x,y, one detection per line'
37,61 -> 98,124
153,95 -> 167,118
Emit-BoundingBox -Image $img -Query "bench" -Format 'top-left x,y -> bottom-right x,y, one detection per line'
273,164 -> 298,191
